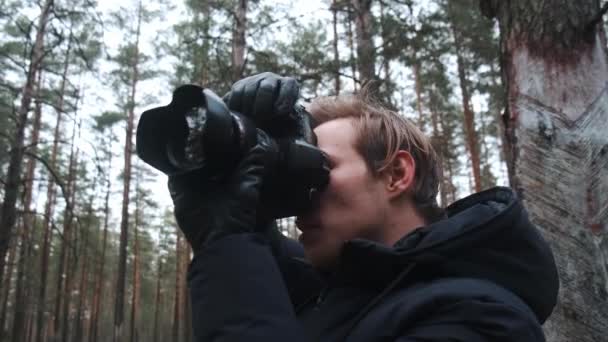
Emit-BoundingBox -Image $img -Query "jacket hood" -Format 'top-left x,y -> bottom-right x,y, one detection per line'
337,186 -> 559,324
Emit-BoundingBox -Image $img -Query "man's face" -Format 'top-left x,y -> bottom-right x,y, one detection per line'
296,118 -> 390,270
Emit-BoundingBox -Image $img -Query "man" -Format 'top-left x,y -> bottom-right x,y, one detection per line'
170,73 -> 559,341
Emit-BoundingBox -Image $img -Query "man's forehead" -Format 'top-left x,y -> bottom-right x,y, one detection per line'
314,118 -> 358,155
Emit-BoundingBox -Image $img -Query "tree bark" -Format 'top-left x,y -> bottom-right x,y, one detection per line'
331,0 -> 341,95
0,238 -> 16,336
448,2 -> 482,193
36,31 -> 72,342
152,237 -> 163,342
172,231 -> 183,342
0,0 -> 53,286
231,0 -> 248,81
129,176 -> 141,342
346,3 -> 358,90
115,2 -> 142,341
481,1 -> 608,341
11,66 -> 44,342
52,120 -> 78,341
351,0 -> 375,84
89,136 -> 112,342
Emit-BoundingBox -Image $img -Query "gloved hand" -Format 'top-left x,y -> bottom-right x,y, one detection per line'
168,129 -> 278,253
223,72 -> 305,138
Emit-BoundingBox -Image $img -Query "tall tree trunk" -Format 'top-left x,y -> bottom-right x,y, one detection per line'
448,3 -> 482,193
351,0 -> 375,84
346,3 -> 358,90
172,232 -> 182,342
11,67 -> 44,342
73,198 -> 93,342
182,245 -> 191,342
60,131 -> 80,342
10,223 -> 27,342
89,138 -> 112,342
36,31 -> 72,342
481,1 -> 608,341
231,0 -> 248,81
114,2 -> 142,341
51,119 -> 78,341
331,0 -> 341,95
129,177 -> 141,342
0,0 -> 53,286
199,1 -> 211,86
0,238 -> 16,336
413,61 -> 425,126
152,243 -> 163,342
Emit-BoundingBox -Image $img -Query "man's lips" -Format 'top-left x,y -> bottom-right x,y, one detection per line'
296,222 -> 323,245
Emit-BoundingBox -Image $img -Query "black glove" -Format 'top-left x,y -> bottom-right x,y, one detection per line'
223,72 -> 304,137
169,130 -> 278,253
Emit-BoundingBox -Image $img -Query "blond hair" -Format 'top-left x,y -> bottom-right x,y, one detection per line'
308,89 -> 444,222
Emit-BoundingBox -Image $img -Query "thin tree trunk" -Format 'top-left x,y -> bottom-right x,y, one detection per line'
182,245 -> 191,342
351,0 -> 375,84
129,176 -> 141,342
89,137 -> 112,342
413,62 -> 425,126
73,198 -> 93,342
331,0 -> 341,95
152,241 -> 163,342
0,0 -> 53,286
114,2 -> 142,341
199,1 -> 211,86
51,119 -> 78,341
231,0 -> 248,81
481,1 -> 608,341
11,67 -> 44,342
172,232 -> 182,342
10,223 -> 27,342
36,31 -> 72,342
0,238 -> 17,336
346,3 -> 358,90
448,3 -> 482,192
61,137 -> 80,342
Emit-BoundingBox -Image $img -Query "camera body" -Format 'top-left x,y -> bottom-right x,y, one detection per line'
136,84 -> 329,218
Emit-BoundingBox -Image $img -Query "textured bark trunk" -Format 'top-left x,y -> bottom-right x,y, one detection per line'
11,230 -> 27,342
231,0 -> 247,81
182,245 -> 192,342
11,68 -> 44,342
481,1 -> 608,341
52,120 -> 78,341
129,178 -> 141,342
332,0 -> 341,95
152,246 -> 163,342
0,0 -> 53,286
73,200 -> 93,342
0,238 -> 16,336
89,135 -> 112,342
172,232 -> 182,342
379,0 -> 390,81
413,62 -> 424,126
448,2 -> 482,193
198,1 -> 211,86
351,0 -> 375,84
37,32 -> 72,342
346,3 -> 358,90
115,2 -> 142,341
60,130 -> 80,342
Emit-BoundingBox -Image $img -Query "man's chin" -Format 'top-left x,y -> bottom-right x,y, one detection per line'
303,244 -> 340,272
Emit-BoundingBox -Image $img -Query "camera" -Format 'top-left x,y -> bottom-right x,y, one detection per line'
136,84 -> 330,218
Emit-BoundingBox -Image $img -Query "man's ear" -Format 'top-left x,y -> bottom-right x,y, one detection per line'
384,150 -> 416,199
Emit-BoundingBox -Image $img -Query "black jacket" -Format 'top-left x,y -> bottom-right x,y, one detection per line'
188,187 -> 559,341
